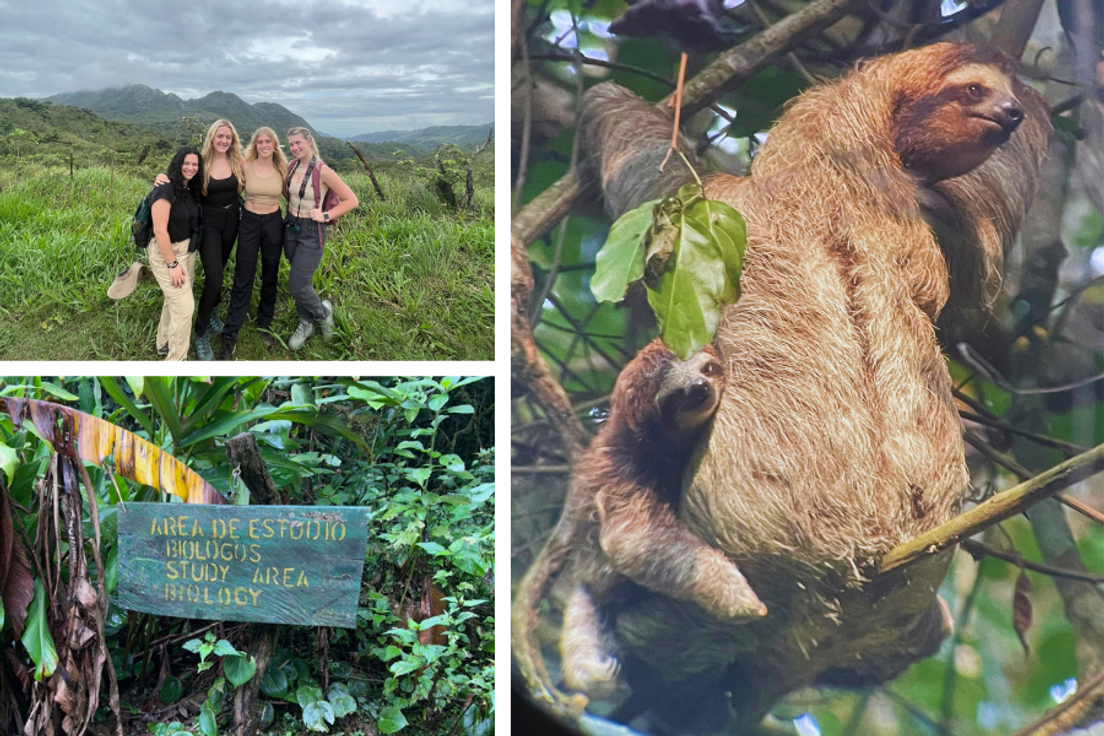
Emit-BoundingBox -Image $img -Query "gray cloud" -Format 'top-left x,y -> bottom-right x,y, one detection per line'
0,0 -> 493,136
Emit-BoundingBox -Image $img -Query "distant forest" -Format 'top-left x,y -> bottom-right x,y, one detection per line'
0,94 -> 492,177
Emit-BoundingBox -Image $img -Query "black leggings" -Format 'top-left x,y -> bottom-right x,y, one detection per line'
195,204 -> 239,335
223,208 -> 284,343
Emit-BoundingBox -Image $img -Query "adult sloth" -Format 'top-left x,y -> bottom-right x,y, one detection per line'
537,42 -> 1052,726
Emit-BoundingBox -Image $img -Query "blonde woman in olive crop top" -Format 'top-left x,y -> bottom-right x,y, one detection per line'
219,126 -> 290,359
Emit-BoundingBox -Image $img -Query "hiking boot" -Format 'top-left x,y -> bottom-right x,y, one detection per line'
259,329 -> 275,349
217,340 -> 236,361
157,344 -> 169,358
195,332 -> 214,361
288,320 -> 314,350
208,311 -> 225,334
107,262 -> 153,300
320,300 -> 336,341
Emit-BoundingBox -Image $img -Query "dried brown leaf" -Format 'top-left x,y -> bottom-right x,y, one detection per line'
1013,568 -> 1033,655
0,484 -> 34,637
1,398 -> 226,504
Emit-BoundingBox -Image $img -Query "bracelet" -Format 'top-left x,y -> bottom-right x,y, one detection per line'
167,261 -> 180,269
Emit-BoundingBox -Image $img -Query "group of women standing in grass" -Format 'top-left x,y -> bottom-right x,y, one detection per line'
135,119 -> 359,360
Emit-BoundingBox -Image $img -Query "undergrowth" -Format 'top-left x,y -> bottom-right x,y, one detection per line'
0,166 -> 493,361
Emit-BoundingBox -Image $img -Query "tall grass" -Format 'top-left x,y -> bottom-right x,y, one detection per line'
0,167 -> 493,360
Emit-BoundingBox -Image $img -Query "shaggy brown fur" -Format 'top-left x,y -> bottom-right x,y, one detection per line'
518,42 -> 1050,723
512,340 -> 766,710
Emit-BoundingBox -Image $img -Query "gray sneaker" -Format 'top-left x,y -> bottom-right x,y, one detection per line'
320,300 -> 336,341
288,320 -> 314,350
195,332 -> 214,361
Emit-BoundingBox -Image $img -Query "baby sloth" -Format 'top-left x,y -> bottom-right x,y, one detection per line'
513,340 -> 766,705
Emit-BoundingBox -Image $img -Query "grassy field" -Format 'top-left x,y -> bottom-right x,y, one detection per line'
0,165 -> 493,361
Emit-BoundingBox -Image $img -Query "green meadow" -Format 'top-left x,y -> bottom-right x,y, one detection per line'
0,166 -> 493,361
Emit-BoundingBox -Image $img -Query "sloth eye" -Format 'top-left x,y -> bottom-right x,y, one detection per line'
701,362 -> 722,378
967,83 -> 985,99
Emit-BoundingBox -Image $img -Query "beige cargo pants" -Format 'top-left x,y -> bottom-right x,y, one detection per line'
148,237 -> 197,361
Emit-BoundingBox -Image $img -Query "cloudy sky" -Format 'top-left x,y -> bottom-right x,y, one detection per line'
0,0 -> 494,136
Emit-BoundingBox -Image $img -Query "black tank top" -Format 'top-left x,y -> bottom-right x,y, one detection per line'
205,173 -> 239,207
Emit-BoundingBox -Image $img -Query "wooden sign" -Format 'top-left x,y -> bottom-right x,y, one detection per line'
117,504 -> 370,628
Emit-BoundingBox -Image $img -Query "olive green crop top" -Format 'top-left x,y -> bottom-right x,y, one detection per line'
244,161 -> 283,208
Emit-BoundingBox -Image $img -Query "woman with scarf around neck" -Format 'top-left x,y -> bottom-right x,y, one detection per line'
282,126 -> 359,351
148,146 -> 203,361
217,126 -> 288,359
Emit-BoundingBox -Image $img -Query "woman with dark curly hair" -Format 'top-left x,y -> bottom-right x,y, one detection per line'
149,146 -> 203,361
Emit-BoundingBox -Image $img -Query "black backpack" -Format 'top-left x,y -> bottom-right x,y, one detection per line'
131,189 -> 155,250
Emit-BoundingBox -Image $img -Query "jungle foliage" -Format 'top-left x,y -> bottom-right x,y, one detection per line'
0,376 -> 495,736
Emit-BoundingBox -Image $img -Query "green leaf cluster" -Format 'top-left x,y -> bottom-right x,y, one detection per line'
591,183 -> 747,359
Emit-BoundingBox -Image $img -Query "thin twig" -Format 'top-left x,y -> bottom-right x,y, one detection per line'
959,410 -> 1087,456
959,539 -> 1104,584
880,443 -> 1104,573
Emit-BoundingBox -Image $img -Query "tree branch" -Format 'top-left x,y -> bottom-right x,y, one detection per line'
511,0 -> 865,246
511,233 -> 588,463
1010,668 -> 1104,736
879,443 -> 1104,573
959,539 -> 1104,584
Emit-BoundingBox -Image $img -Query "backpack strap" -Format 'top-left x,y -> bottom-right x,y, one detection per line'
312,163 -> 324,211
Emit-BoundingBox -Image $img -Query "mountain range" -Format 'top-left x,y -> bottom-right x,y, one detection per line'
43,85 -> 491,149
349,124 -> 493,147
45,85 -> 317,139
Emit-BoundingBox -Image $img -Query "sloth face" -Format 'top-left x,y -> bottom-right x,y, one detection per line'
656,349 -> 724,436
894,62 -> 1025,183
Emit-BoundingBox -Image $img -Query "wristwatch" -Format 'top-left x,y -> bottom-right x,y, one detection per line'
323,212 -> 330,222
167,261 -> 180,270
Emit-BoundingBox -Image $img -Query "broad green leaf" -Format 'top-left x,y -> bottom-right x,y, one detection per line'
647,192 -> 746,359
428,394 -> 448,412
124,376 -> 145,400
260,666 -> 288,698
212,639 -> 240,657
159,676 -> 183,704
291,382 -> 316,408
447,404 -> 475,414
260,701 -> 274,727
302,700 -> 336,732
22,579 -> 57,681
0,440 -> 17,484
328,683 -> 356,718
223,654 -> 256,687
198,707 -> 218,736
464,483 -> 495,507
405,467 -> 431,486
417,542 -> 448,556
378,705 -> 409,734
297,683 -> 324,708
591,199 -> 659,302
390,659 -> 421,676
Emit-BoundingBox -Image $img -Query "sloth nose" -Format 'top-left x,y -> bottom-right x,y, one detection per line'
683,380 -> 712,407
996,100 -> 1024,131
